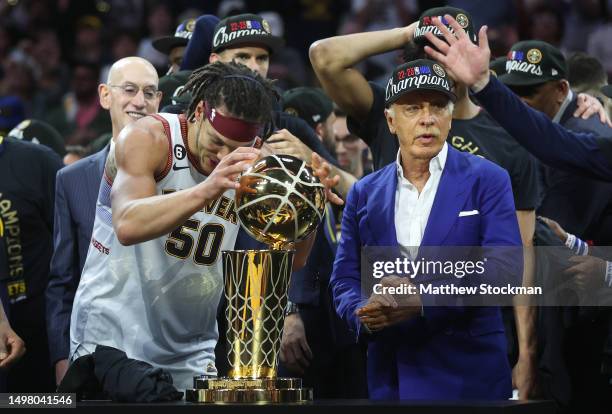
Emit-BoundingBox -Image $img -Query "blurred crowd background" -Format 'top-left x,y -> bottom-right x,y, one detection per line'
0,0 -> 611,155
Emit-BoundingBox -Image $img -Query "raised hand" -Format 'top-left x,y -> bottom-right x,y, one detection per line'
423,15 -> 491,91
311,152 -> 344,206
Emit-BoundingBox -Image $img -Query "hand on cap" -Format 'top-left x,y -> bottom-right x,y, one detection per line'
423,14 -> 491,92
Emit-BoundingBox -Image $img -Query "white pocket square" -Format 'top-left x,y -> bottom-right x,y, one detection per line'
458,210 -> 479,217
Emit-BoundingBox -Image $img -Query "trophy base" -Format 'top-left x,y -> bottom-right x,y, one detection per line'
185,376 -> 313,403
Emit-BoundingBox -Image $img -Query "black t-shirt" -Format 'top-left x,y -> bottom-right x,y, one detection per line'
449,110 -> 540,210
0,137 -> 62,305
348,82 -> 540,210
347,82 -> 398,171
538,97 -> 612,244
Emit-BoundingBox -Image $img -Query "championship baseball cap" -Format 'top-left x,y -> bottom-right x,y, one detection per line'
499,40 -> 567,86
281,87 -> 333,128
153,19 -> 196,55
385,59 -> 456,106
413,7 -> 477,46
211,13 -> 284,54
8,119 -> 66,156
489,56 -> 508,78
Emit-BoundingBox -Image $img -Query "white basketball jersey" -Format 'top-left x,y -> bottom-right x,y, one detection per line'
70,113 -> 239,390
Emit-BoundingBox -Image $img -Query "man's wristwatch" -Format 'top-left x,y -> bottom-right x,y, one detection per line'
284,301 -> 299,317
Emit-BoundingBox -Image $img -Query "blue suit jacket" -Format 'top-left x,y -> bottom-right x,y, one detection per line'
45,146 -> 108,364
331,146 -> 522,400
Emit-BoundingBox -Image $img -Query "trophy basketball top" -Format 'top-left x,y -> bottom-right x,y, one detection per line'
235,154 -> 326,249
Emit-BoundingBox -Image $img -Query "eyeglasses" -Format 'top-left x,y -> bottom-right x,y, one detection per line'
108,83 -> 161,101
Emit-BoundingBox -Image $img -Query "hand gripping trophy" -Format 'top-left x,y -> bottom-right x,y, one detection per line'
186,154 -> 326,403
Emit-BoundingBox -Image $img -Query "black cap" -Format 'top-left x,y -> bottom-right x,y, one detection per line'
153,19 -> 196,55
414,7 -> 477,46
159,69 -> 192,108
211,13 -> 284,54
499,40 -> 567,86
489,56 -> 508,78
7,119 -> 66,156
385,59 -> 456,106
281,87 -> 333,128
601,85 -> 612,99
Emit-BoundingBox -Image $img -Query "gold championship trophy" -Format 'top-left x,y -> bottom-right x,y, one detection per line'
186,154 -> 326,403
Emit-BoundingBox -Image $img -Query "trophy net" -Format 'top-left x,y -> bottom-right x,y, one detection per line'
223,249 -> 293,379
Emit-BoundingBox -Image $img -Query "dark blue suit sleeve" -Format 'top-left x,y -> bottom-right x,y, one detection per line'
330,183 -> 366,340
473,76 -> 612,181
46,170 -> 77,365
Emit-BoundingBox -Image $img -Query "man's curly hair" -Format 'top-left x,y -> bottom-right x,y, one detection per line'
181,61 -> 278,125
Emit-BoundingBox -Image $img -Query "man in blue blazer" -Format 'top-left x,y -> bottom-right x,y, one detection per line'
45,57 -> 161,385
331,59 -> 522,400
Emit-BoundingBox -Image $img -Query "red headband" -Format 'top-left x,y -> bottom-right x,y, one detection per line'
204,102 -> 261,143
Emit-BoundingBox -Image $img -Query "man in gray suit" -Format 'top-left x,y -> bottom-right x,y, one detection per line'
46,57 -> 161,386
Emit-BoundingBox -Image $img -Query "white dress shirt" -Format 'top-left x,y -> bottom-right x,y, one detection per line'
394,143 -> 448,248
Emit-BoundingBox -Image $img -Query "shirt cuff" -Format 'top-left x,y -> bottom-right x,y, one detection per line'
470,74 -> 492,94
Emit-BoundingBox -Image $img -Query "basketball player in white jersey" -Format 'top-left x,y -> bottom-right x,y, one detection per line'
69,61 -> 341,391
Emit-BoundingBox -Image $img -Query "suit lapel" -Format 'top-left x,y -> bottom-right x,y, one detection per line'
421,147 -> 473,246
366,164 -> 398,246
84,146 -> 109,207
